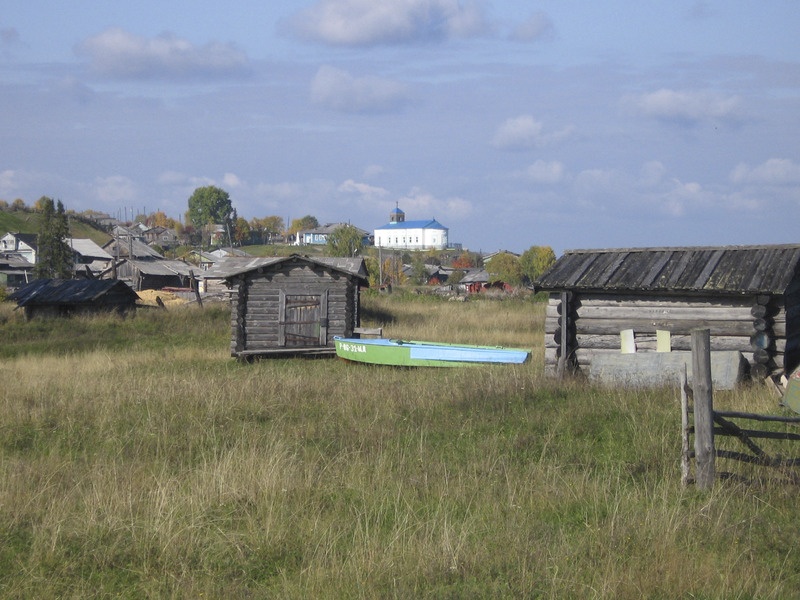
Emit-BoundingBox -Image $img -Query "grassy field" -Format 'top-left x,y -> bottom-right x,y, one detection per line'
1,293 -> 799,598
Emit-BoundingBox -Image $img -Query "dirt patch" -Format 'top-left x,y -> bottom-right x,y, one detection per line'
136,289 -> 188,307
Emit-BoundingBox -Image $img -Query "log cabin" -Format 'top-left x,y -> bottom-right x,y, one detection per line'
8,278 -> 139,319
224,254 -> 369,359
534,244 -> 800,383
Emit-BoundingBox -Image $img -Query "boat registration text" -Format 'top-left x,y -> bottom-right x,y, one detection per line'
339,342 -> 367,353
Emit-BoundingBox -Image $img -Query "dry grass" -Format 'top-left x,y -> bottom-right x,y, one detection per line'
0,294 -> 799,597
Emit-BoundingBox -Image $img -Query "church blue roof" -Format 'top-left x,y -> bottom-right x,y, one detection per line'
375,219 -> 447,230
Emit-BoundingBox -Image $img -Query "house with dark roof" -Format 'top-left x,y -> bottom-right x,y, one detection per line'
223,254 -> 369,358
8,278 -> 139,319
0,232 -> 38,264
535,244 -> 800,383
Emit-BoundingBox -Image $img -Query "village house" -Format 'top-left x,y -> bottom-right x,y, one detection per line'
0,232 -> 38,264
535,244 -> 800,387
295,223 -> 371,247
9,278 -> 139,319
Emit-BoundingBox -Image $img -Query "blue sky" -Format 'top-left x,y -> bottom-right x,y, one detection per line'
1,1 -> 798,254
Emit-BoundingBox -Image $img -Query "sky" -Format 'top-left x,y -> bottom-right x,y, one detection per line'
1,1 -> 798,254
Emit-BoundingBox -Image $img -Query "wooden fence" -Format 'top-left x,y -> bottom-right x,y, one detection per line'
681,328 -> 800,488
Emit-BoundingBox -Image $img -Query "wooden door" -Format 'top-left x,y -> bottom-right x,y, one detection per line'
279,291 -> 328,347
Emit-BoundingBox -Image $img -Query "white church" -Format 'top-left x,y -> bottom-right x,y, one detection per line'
373,206 -> 449,251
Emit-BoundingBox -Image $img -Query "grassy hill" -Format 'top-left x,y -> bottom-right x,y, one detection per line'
0,209 -> 112,246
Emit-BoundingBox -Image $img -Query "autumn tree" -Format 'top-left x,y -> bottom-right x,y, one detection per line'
34,196 -> 73,279
486,252 -> 523,287
289,215 -> 319,238
451,251 -> 477,269
249,216 -> 285,244
326,224 -> 364,257
233,217 -> 251,246
519,245 -> 556,285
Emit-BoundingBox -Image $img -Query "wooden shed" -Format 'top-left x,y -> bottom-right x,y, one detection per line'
224,254 -> 369,359
535,244 -> 800,382
8,278 -> 139,319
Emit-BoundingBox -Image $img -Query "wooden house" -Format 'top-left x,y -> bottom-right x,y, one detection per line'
8,278 -> 139,319
224,254 -> 369,359
535,244 -> 800,383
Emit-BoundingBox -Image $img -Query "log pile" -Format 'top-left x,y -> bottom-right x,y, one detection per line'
544,293 -> 786,379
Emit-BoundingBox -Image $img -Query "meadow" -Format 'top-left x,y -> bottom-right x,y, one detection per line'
1,292 -> 799,598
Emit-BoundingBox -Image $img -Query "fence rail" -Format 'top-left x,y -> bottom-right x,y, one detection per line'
681,328 -> 800,488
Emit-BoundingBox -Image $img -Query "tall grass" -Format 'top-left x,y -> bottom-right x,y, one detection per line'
0,295 -> 798,597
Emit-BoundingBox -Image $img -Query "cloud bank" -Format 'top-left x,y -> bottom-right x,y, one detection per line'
290,0 -> 489,46
75,28 -> 250,80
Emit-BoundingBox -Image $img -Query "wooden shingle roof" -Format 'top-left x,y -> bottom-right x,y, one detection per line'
9,278 -> 138,307
218,254 -> 368,282
535,244 -> 800,295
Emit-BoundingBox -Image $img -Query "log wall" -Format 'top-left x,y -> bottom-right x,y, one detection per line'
544,293 -> 787,379
228,262 -> 359,357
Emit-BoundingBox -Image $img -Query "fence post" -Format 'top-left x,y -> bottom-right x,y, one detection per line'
692,328 -> 715,489
680,366 -> 691,487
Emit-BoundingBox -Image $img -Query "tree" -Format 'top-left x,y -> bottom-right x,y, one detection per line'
519,245 -> 556,285
451,251 -> 476,269
11,198 -> 26,211
233,217 -> 251,246
486,252 -> 523,287
326,224 -> 364,257
187,186 -> 234,231
34,196 -> 73,279
289,215 -> 319,237
249,215 -> 285,244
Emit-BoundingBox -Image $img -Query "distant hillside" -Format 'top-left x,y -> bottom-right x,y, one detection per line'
0,210 -> 112,246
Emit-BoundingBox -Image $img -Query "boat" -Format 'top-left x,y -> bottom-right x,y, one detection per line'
333,336 -> 530,367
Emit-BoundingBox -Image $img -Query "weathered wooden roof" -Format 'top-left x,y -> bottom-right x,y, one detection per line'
9,278 -> 139,307
535,244 -> 800,295
216,254 -> 368,282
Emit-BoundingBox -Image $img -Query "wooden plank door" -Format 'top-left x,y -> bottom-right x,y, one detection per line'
279,291 -> 328,347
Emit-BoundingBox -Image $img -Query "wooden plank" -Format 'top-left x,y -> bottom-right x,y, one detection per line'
576,305 -> 755,321
588,349 -> 747,390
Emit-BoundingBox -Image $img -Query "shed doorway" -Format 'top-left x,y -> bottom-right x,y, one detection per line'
279,291 -> 328,347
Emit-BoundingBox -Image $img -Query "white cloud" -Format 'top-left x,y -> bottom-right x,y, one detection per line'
638,161 -> 667,187
75,27 -> 250,79
290,0 -> 489,46
93,175 -> 137,204
492,115 -> 572,150
222,172 -> 243,188
629,88 -> 742,124
311,65 -> 409,113
730,158 -> 800,185
526,160 -> 565,184
396,186 -> 473,220
338,179 -> 389,200
510,12 -> 554,42
362,164 -> 386,179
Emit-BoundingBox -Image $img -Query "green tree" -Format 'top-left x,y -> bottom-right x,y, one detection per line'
486,252 -> 523,287
519,245 -> 556,284
409,254 -> 429,285
289,215 -> 319,237
187,186 -> 234,231
34,197 -> 73,279
326,224 -> 364,257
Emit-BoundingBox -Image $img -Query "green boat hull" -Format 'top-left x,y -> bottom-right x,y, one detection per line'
333,337 -> 530,367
